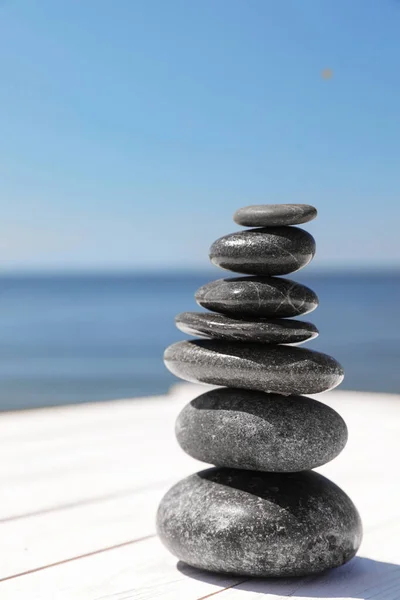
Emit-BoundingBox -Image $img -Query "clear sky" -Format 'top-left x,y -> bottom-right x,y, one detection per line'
1,0 -> 400,271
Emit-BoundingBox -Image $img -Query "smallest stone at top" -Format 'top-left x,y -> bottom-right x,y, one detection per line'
234,204 -> 317,227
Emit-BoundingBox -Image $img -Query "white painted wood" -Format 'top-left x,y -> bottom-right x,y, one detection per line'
1,519 -> 400,599
0,487 -> 160,580
0,386 -> 398,599
0,393 -> 200,519
0,535 -> 244,600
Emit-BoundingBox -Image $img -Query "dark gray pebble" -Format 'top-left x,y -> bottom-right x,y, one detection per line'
176,388 -> 347,471
209,227 -> 316,276
234,203 -> 317,227
164,340 -> 344,395
195,276 -> 318,318
156,467 -> 362,576
175,312 -> 318,344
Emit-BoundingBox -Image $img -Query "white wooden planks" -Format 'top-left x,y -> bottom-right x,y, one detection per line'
1,522 -> 399,600
0,535 -> 244,600
0,385 -> 399,599
0,487 -> 160,580
0,394 -> 200,520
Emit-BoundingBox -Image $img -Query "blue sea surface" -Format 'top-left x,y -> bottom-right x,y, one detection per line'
0,272 -> 399,411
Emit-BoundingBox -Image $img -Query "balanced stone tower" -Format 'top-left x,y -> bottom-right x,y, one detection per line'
157,204 -> 362,577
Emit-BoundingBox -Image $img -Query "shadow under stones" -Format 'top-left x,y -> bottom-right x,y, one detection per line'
177,556 -> 400,598
190,388 -> 323,420
197,467 -> 337,519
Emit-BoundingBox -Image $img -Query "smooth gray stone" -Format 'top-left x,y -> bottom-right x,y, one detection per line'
156,467 -> 363,576
175,312 -> 318,344
164,340 -> 344,395
234,203 -> 317,227
195,276 -> 318,318
209,227 -> 316,276
176,388 -> 347,471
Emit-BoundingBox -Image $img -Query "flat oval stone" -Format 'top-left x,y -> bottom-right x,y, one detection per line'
234,204 -> 317,227
175,312 -> 318,344
164,340 -> 344,395
157,467 -> 362,576
195,276 -> 318,318
209,227 -> 316,276
176,388 -> 347,471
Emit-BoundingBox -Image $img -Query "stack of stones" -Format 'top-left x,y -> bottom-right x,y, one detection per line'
157,204 -> 362,577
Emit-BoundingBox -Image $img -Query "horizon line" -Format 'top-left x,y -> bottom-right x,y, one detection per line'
0,265 -> 399,277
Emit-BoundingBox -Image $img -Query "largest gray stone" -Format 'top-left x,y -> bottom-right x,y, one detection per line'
176,388 -> 347,471
156,468 -> 363,577
209,227 -> 316,276
195,276 -> 318,317
164,340 -> 344,395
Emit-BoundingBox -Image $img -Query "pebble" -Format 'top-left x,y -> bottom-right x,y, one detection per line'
195,276 -> 318,318
209,227 -> 316,275
164,340 -> 344,395
176,388 -> 347,471
157,467 -> 362,576
175,312 -> 318,344
234,204 -> 317,227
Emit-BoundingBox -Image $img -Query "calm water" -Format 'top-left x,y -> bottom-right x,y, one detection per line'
0,272 -> 399,411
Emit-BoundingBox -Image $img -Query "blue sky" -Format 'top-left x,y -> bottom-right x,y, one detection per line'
1,0 -> 400,271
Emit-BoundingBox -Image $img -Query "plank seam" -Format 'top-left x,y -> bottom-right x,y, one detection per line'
196,572 -> 320,600
0,534 -> 156,584
0,479 -> 172,523
196,579 -> 250,599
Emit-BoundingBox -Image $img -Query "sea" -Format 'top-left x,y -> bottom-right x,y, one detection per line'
0,271 -> 399,411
